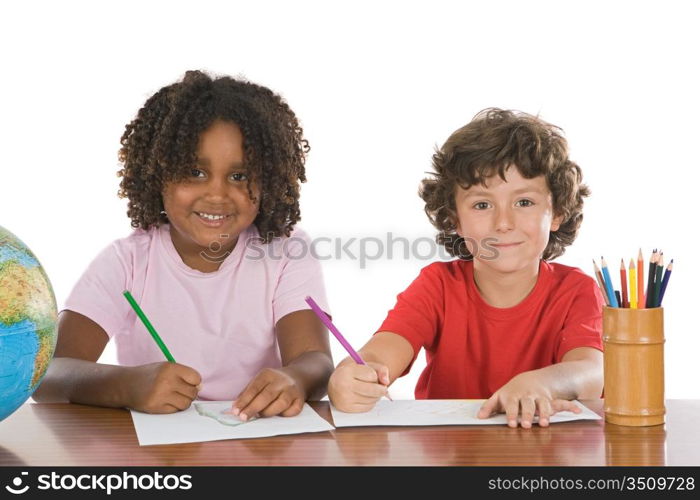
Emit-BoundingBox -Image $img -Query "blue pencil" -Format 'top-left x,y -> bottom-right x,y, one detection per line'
645,250 -> 658,308
658,260 -> 673,306
601,257 -> 619,307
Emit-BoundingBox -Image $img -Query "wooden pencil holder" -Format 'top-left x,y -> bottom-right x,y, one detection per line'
603,306 -> 665,426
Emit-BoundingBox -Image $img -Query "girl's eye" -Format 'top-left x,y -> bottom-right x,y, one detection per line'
231,172 -> 248,182
473,202 -> 490,210
190,168 -> 205,178
516,199 -> 534,207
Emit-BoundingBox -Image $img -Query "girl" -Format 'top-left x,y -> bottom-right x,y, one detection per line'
34,70 -> 333,419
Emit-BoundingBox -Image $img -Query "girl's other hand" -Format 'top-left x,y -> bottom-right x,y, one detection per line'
231,368 -> 306,421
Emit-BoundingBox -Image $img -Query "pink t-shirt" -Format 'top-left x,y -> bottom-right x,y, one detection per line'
63,224 -> 330,400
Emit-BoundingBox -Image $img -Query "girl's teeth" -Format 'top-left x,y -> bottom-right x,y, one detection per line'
198,213 -> 226,220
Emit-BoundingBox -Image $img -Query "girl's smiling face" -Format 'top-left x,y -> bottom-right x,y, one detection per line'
162,119 -> 260,268
454,166 -> 562,275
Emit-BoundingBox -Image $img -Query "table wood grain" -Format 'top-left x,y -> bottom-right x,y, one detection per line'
0,400 -> 697,466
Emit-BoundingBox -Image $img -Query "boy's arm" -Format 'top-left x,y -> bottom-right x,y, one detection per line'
339,331 -> 415,382
232,310 -> 334,420
33,311 -> 201,413
328,331 -> 414,412
541,346 -> 604,400
477,347 -> 603,428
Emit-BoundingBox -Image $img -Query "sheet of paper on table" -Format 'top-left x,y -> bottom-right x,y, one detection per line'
130,401 -> 334,446
330,399 -> 601,427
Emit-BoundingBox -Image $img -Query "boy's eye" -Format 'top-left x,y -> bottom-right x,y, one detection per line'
473,202 -> 490,210
516,199 -> 534,207
230,172 -> 248,182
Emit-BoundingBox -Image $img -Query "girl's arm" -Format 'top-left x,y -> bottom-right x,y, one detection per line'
231,309 -> 334,420
33,311 -> 200,413
32,310 -> 125,406
276,309 -> 334,400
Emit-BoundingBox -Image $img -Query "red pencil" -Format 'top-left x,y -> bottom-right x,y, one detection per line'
620,259 -> 629,308
592,259 -> 611,306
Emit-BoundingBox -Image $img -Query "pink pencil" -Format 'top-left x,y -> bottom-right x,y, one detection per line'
305,296 -> 364,364
305,296 -> 392,400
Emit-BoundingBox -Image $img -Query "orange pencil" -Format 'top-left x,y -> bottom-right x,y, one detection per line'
637,248 -> 645,309
620,259 -> 629,308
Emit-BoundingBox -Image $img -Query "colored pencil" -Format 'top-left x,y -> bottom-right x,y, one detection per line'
305,296 -> 392,400
592,259 -> 611,306
658,259 -> 673,306
620,259 -> 629,308
653,254 -> 664,308
123,290 -> 176,363
614,290 -> 622,308
600,257 -> 619,307
305,296 -> 364,364
645,250 -> 658,308
637,248 -> 645,309
629,259 -> 637,309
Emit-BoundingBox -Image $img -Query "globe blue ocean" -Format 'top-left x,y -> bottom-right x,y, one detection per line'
0,321 -> 40,420
0,225 -> 57,421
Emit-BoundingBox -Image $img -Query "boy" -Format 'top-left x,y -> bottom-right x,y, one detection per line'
328,108 -> 604,428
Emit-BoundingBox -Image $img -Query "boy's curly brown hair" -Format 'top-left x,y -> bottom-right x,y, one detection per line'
420,108 -> 589,261
117,70 -> 309,242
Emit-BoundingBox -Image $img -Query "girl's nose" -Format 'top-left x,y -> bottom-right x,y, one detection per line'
204,177 -> 229,199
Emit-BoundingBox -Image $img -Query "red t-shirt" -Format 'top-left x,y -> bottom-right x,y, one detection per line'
378,259 -> 604,399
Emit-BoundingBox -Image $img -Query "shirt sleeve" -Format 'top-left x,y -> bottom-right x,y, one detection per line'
272,230 -> 330,325
376,264 -> 444,368
62,242 -> 132,339
555,275 -> 605,362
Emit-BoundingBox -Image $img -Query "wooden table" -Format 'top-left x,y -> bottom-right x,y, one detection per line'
1,400 -> 698,466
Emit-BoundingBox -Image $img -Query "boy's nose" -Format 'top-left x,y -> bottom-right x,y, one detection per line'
494,207 -> 515,232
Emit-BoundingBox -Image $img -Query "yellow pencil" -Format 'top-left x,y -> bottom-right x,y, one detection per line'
629,258 -> 637,309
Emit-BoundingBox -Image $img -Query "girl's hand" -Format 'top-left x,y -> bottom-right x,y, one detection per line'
327,361 -> 390,413
125,362 -> 202,414
231,368 -> 305,421
476,370 -> 581,428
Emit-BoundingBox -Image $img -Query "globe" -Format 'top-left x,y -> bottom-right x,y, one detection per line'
0,225 -> 57,421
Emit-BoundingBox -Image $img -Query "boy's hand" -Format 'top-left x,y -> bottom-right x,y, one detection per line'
328,361 -> 390,413
476,370 -> 581,428
232,368 -> 305,421
125,362 -> 201,414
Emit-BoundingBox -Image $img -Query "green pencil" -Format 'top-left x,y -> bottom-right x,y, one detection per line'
122,290 -> 176,363
653,255 -> 664,308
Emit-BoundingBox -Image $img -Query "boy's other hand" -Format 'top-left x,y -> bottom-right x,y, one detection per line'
231,368 -> 305,421
476,371 -> 581,428
126,362 -> 201,414
327,361 -> 390,413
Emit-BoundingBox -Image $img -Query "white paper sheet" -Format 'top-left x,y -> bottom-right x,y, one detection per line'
130,401 -> 334,445
330,399 -> 601,427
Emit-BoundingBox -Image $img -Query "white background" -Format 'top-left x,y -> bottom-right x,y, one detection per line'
1,0 -> 698,399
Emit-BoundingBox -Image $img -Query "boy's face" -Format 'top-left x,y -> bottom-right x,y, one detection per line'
162,119 -> 260,264
454,166 -> 562,274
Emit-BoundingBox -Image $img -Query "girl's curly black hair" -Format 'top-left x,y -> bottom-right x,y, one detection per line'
117,70 -> 309,242
420,108 -> 590,261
